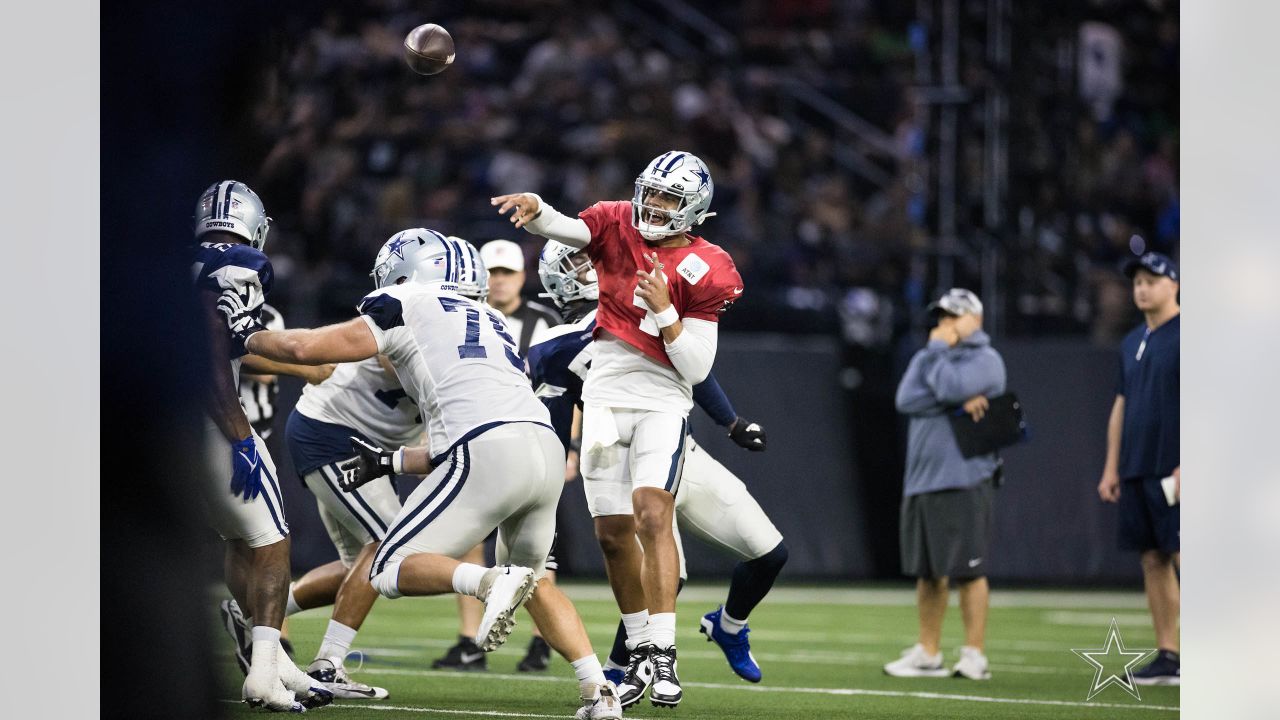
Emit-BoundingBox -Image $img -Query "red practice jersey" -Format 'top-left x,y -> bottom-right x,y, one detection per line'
578,200 -> 743,368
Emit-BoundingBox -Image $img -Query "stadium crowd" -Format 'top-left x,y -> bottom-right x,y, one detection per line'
240,0 -> 1177,345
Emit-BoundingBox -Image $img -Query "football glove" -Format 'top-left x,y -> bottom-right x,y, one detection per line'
339,436 -> 395,491
728,416 -> 767,452
230,435 -> 266,500
216,286 -> 267,351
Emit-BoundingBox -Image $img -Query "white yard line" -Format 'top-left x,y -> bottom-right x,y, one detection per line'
354,667 -> 1178,713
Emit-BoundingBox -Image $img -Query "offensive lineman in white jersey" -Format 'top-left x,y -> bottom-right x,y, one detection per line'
219,230 -> 622,719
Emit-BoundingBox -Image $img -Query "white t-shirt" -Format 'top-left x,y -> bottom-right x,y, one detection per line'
358,283 -> 551,460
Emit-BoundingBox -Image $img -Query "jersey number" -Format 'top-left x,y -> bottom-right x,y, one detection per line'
438,297 -> 523,371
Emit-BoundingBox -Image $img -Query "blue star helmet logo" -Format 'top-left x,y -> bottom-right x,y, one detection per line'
692,167 -> 710,190
386,234 -> 417,260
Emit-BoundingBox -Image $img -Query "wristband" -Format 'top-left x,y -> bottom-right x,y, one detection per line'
392,448 -> 405,474
653,305 -> 679,329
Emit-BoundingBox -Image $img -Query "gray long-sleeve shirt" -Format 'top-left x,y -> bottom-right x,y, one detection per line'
895,330 -> 1007,497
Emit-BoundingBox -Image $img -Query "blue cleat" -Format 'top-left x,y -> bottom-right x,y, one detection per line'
699,606 -> 762,683
603,667 -> 625,686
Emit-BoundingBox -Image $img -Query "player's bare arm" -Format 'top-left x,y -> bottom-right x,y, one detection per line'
1098,395 -> 1125,502
635,252 -> 683,342
241,353 -> 337,385
202,288 -> 254,444
245,317 -> 381,366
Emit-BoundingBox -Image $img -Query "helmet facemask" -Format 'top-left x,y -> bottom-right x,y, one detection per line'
538,241 -> 599,308
630,151 -> 715,242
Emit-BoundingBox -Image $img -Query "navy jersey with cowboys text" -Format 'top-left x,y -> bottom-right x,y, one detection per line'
192,241 -> 274,359
526,308 -> 739,450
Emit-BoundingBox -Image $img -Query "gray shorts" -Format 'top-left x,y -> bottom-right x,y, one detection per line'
899,480 -> 995,580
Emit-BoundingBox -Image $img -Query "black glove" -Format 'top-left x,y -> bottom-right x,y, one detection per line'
338,436 -> 395,491
728,416 -> 766,452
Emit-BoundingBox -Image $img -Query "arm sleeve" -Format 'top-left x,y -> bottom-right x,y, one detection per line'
523,194 -> 591,249
692,372 -> 738,427
924,347 -> 1007,404
664,317 -> 718,385
894,345 -> 946,415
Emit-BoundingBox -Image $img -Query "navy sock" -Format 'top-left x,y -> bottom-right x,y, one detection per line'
725,541 -> 788,620
609,578 -> 687,666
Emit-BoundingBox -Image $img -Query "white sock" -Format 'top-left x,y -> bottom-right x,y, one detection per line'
649,612 -> 676,650
316,620 -> 358,662
604,657 -> 626,672
452,563 -> 488,598
621,610 -> 651,648
572,654 -> 606,689
719,609 -> 748,635
250,626 -> 282,677
285,585 -> 302,616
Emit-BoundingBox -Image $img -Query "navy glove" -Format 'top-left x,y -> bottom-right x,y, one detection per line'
728,416 -> 767,452
216,287 -> 267,352
230,435 -> 266,500
338,436 -> 395,492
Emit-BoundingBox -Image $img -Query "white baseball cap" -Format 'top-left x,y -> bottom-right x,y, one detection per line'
927,288 -> 984,316
480,239 -> 526,273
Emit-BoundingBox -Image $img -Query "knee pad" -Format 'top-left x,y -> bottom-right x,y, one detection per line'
369,562 -> 403,599
749,541 -> 789,573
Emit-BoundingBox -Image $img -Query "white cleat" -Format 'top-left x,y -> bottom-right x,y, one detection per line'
575,681 -> 623,720
475,565 -> 537,652
883,643 -> 950,678
277,649 -> 335,708
306,657 -> 391,700
951,645 -> 992,680
243,673 -> 306,713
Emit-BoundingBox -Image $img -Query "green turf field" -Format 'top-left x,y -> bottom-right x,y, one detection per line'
220,583 -> 1179,719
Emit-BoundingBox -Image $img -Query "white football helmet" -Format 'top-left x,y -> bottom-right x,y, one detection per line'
631,151 -> 715,242
194,180 -> 272,250
371,228 -> 488,300
537,240 -> 598,308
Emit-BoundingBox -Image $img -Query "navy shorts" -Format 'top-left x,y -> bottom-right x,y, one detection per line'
1118,476 -> 1179,553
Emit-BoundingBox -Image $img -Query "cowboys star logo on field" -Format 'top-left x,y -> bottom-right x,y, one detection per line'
1071,618 -> 1155,701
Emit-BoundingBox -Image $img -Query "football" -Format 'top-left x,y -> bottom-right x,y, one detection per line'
404,23 -> 455,76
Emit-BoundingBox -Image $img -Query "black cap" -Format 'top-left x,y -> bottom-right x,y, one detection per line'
1124,252 -> 1179,282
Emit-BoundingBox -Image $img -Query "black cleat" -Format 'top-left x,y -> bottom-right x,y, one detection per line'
648,646 -> 682,708
615,643 -> 654,709
431,636 -> 488,671
517,636 -> 552,672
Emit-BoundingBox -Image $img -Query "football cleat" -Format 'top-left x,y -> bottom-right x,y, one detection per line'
431,636 -> 488,671
242,674 -> 305,713
219,599 -> 252,676
307,657 -> 390,699
700,607 -> 762,683
615,643 -> 654,708
277,650 -> 334,709
476,566 -> 537,652
575,681 -> 623,720
883,644 -> 950,678
648,645 -> 682,708
517,635 -> 552,672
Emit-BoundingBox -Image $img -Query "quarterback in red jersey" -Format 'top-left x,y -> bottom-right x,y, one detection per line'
493,151 -> 739,709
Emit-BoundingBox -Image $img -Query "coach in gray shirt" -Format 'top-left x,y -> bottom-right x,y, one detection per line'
884,289 -> 1006,682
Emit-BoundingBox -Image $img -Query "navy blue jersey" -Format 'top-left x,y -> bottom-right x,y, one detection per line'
526,307 -> 739,450
1116,314 -> 1180,479
192,241 -> 274,358
527,311 -> 598,449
